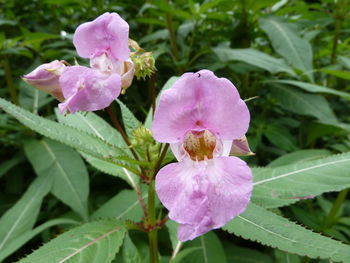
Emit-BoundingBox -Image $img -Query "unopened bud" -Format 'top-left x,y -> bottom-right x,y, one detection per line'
22,60 -> 65,101
230,136 -> 255,156
131,51 -> 156,80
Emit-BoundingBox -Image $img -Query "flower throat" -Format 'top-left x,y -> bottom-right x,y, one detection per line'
183,130 -> 216,161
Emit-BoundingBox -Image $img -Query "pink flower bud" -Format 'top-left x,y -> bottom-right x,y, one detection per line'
22,60 -> 65,101
230,136 -> 255,156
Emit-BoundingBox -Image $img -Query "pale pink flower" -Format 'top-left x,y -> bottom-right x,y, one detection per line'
152,70 -> 253,241
22,60 -> 65,101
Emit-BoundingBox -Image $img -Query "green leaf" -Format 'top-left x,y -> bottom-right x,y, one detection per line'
144,76 -> 179,129
116,99 -> 142,137
0,98 -> 124,159
17,219 -> 126,263
223,203 -> 350,262
259,17 -> 313,81
55,109 -> 124,147
271,85 -> 337,122
263,124 -> 298,151
213,47 -> 296,76
320,69 -> 350,80
0,175 -> 52,252
253,152 -> 350,208
266,79 -> 350,100
183,232 -> 227,263
166,220 -> 179,250
224,244 -> 273,263
267,149 -> 332,167
54,109 -> 139,186
0,153 -> 24,178
25,139 -> 89,221
122,234 -> 142,263
170,247 -> 202,263
91,190 -> 145,221
80,154 -> 140,187
0,218 -> 78,262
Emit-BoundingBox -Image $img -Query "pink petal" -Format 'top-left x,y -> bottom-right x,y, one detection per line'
152,70 -> 250,143
155,157 -> 252,241
58,66 -> 121,113
73,12 -> 130,61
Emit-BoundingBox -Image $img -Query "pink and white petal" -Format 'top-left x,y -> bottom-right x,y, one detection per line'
155,157 -> 252,230
59,66 -> 89,99
59,66 -> 121,113
177,216 -> 214,241
73,12 -> 129,60
205,157 -> 252,228
152,70 -> 250,143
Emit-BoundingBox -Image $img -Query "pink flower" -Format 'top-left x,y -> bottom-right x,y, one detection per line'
152,70 -> 253,241
57,12 -> 134,113
22,60 -> 65,101
73,12 -> 130,61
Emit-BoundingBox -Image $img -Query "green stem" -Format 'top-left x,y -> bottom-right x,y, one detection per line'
165,4 -> 179,62
2,56 -> 18,105
148,179 -> 159,263
324,189 -> 349,227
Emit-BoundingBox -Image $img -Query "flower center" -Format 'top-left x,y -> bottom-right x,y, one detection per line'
183,130 -> 217,161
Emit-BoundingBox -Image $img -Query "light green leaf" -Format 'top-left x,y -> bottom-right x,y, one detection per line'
116,99 -> 142,137
166,220 -> 179,250
0,175 -> 52,252
259,17 -> 313,81
25,139 -> 89,221
55,109 -> 124,147
253,152 -> 350,208
271,85 -> 337,122
223,203 -> 350,262
144,76 -> 179,129
0,218 -> 78,262
213,47 -> 296,76
122,234 -> 141,263
0,97 -> 124,159
183,232 -> 227,263
266,79 -> 350,100
17,219 -> 126,263
91,190 -> 145,221
267,149 -> 332,167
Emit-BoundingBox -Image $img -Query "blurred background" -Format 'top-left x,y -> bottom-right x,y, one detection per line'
0,0 -> 350,262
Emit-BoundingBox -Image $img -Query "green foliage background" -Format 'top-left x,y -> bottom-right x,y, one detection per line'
0,0 -> 350,262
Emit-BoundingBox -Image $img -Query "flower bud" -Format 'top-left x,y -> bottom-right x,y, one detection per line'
22,60 -> 65,101
131,51 -> 156,80
230,136 -> 255,156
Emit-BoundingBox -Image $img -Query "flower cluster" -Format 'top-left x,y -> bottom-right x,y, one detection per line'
152,70 -> 253,241
23,12 -> 134,114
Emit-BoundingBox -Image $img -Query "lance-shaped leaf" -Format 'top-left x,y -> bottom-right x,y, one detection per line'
0,175 -> 52,252
91,189 -> 145,221
55,109 -> 139,186
213,47 -> 296,76
0,97 -> 124,160
259,17 -> 313,81
223,203 -> 350,262
0,218 -> 78,262
17,219 -> 126,263
266,79 -> 350,100
25,139 -> 89,221
271,85 -> 337,123
253,152 -> 350,208
116,99 -> 142,137
55,109 -> 124,147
